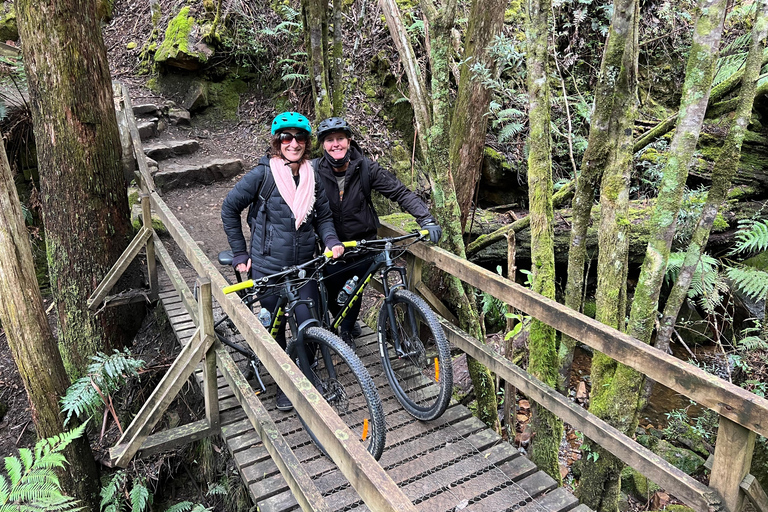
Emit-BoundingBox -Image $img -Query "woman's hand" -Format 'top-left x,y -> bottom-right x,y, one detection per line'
236,258 -> 252,273
330,245 -> 345,259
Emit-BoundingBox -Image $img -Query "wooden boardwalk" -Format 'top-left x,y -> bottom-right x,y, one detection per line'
158,273 -> 589,512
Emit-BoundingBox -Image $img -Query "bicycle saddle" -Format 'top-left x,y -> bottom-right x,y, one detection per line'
218,250 -> 234,266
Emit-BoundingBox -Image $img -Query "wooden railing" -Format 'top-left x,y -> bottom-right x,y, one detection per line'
378,221 -> 768,512
92,82 -> 418,512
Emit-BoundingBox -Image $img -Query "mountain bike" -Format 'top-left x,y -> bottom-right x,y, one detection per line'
319,230 -> 453,422
219,252 -> 386,460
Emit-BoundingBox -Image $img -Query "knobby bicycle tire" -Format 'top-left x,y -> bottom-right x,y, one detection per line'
378,289 -> 452,421
287,326 -> 386,460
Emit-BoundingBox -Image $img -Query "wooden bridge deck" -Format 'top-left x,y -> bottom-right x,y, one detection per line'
158,272 -> 589,512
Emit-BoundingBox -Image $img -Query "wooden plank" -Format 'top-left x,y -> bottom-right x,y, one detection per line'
87,226 -> 151,310
148,190 -> 417,512
111,327 -> 212,467
141,194 -> 159,301
136,419 -> 215,458
379,222 -> 768,439
154,232 -> 199,324
710,417 -> 756,512
119,85 -> 157,192
102,288 -> 153,307
438,318 -> 719,512
414,280 -> 459,325
199,279 -> 220,432
741,474 -> 768,512
215,344 -> 330,512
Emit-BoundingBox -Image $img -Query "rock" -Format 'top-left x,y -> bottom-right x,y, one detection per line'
620,465 -> 661,501
168,107 -> 192,125
143,139 -> 200,161
137,120 -> 158,140
663,505 -> 695,512
133,103 -> 160,116
131,204 -> 167,234
182,79 -> 209,111
576,381 -> 588,401
651,491 -> 671,510
654,439 -> 706,475
0,11 -> 18,42
153,158 -> 243,192
154,6 -> 209,71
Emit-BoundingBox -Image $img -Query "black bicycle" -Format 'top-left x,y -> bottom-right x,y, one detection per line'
319,231 -> 452,422
219,253 -> 386,460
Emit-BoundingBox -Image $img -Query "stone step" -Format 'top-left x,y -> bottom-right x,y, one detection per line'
137,117 -> 167,140
132,103 -> 160,116
143,139 -> 200,161
153,157 -> 243,192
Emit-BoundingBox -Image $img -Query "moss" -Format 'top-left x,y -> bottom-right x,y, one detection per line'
127,189 -> 139,210
654,439 -> 705,475
0,11 -> 18,41
582,299 -> 596,319
155,6 -> 206,64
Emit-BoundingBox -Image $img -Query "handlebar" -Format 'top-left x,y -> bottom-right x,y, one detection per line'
222,231 -> 427,295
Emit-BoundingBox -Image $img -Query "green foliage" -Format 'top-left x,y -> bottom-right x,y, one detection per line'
99,471 -> 212,512
726,265 -> 768,301
632,140 -> 668,199
0,423 -> 88,511
61,349 -> 145,426
731,219 -> 768,255
664,251 -> 720,300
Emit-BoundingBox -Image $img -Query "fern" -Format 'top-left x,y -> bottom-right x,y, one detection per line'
664,251 -> 720,299
726,265 -> 768,300
0,423 -> 87,511
737,335 -> 768,351
164,502 -> 212,512
61,349 -> 144,427
730,219 -> 768,255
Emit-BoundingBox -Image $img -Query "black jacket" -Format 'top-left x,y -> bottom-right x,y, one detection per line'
221,155 -> 341,273
314,144 -> 434,241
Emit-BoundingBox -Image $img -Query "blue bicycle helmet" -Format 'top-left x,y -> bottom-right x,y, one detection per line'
271,111 -> 312,135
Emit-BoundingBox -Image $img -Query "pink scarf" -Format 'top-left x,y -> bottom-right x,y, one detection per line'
269,157 -> 316,230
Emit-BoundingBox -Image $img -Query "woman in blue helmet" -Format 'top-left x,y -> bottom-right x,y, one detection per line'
221,112 -> 344,411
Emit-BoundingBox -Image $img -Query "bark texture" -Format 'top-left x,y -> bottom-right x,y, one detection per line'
525,0 -> 562,483
0,141 -> 100,509
560,0 -> 638,393
448,0 -> 508,229
16,0 -> 142,379
580,1 -> 727,509
655,0 -> 768,355
302,0 -> 332,120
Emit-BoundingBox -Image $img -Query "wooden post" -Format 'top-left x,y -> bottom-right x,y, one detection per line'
141,194 -> 158,301
504,230 -> 517,439
198,278 -> 219,431
709,415 -> 756,512
407,252 -> 423,290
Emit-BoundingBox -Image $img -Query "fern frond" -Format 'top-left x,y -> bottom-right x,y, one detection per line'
664,251 -> 720,299
99,471 -> 126,510
165,502 -> 193,512
281,73 -> 308,82
130,480 -> 150,512
726,265 -> 768,300
497,122 -> 524,142
738,335 -> 768,351
731,219 -> 768,255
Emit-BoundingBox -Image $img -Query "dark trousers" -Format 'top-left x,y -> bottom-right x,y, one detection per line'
322,252 -> 378,333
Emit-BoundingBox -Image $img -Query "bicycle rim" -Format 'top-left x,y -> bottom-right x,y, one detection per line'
295,326 -> 386,460
378,289 -> 452,421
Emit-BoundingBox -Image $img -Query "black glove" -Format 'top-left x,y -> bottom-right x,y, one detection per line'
421,222 -> 442,244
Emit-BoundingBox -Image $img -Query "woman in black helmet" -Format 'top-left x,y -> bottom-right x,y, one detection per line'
222,111 -> 345,411
313,117 -> 442,348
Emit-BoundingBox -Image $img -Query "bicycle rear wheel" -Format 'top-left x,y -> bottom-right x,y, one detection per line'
378,289 -> 452,421
288,326 -> 386,460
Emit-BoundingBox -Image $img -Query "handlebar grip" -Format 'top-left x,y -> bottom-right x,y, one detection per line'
323,241 -> 358,257
223,279 -> 254,294
418,229 -> 429,237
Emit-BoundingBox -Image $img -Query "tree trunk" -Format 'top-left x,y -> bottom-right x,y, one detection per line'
654,0 -> 768,356
302,0 -> 332,120
448,0 -> 508,230
525,0 -> 562,483
331,0 -> 344,115
581,1 -> 728,508
16,0 -> 143,380
0,138 -> 100,509
578,0 -> 639,508
560,0 -> 639,393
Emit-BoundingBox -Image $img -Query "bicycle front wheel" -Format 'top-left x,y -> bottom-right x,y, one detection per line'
378,289 -> 452,421
289,326 -> 386,460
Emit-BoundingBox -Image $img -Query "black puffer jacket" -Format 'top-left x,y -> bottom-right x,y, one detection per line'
314,144 -> 434,241
221,155 -> 341,273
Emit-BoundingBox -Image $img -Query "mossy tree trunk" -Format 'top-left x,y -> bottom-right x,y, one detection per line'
16,0 -> 143,380
525,0 -> 562,483
448,0 -> 508,230
380,0 -> 500,431
301,0 -> 332,120
559,0 -> 639,393
580,1 -> 727,509
655,0 -> 768,356
577,0 -> 640,508
331,0 -> 344,115
0,138 -> 100,510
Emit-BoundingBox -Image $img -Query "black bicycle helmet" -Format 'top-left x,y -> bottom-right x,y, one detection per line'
317,117 -> 353,142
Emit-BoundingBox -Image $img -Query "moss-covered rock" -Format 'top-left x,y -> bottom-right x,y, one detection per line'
0,11 -> 18,42
620,466 -> 662,501
661,506 -> 695,512
479,147 -> 527,208
654,439 -> 706,475
155,6 -> 211,70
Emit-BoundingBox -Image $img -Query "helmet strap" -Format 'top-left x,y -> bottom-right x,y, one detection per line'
324,150 -> 351,168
